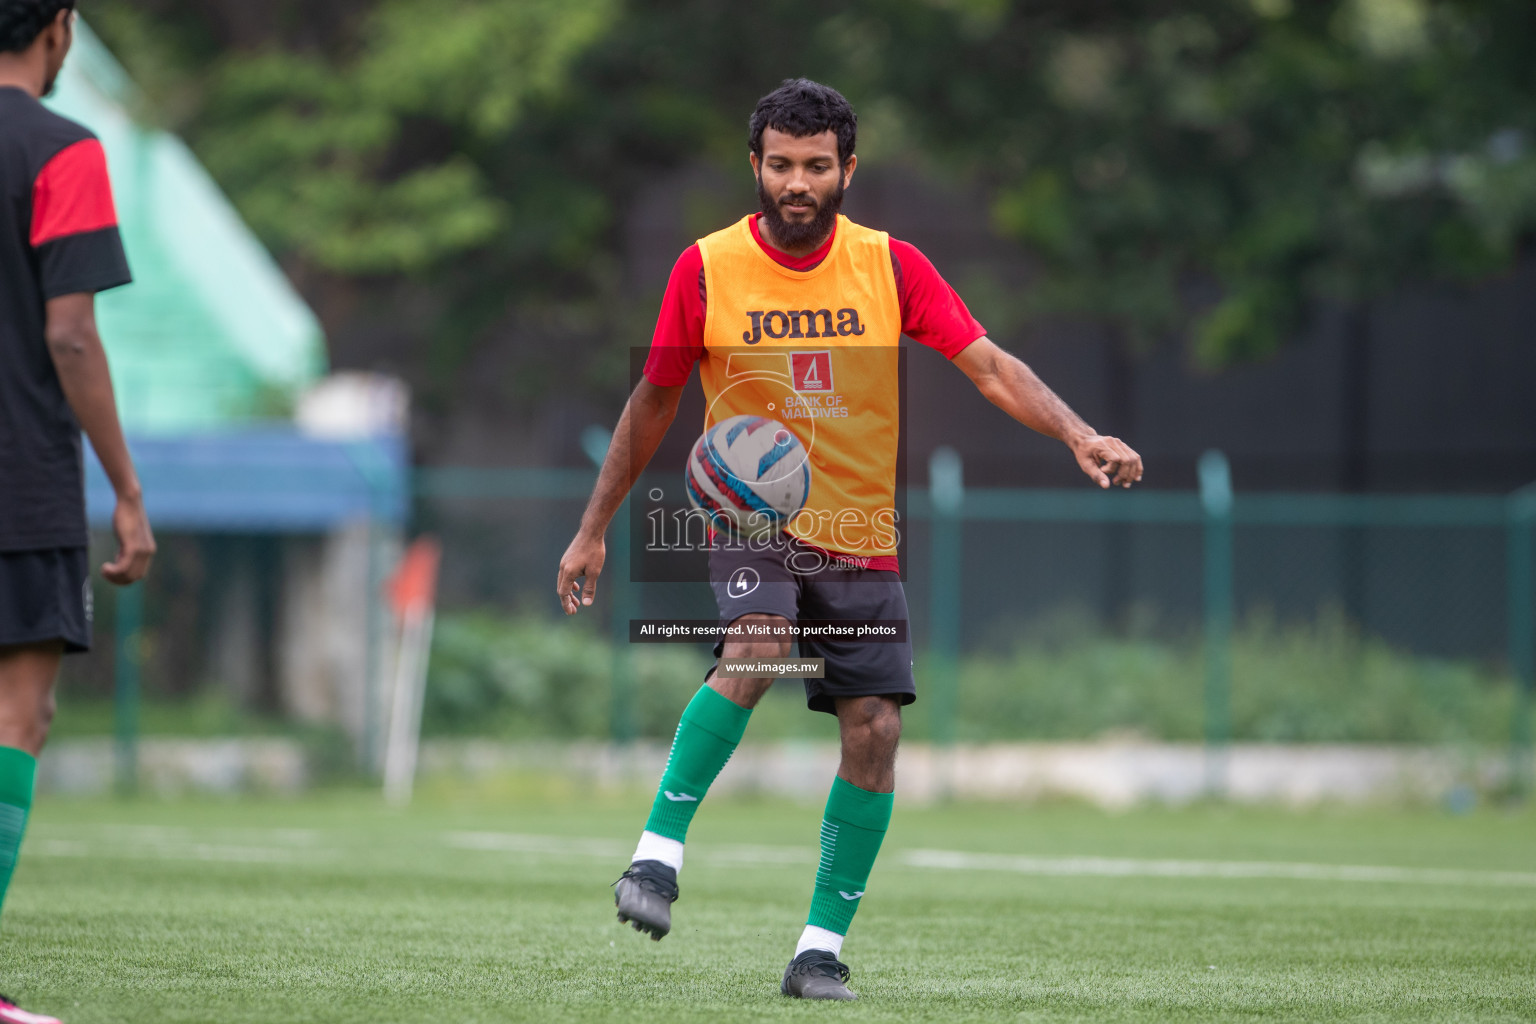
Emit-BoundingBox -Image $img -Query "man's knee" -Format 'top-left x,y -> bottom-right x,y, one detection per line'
870,701 -> 902,747
866,702 -> 902,752
36,688 -> 56,736
0,695 -> 56,754
0,641 -> 63,755
840,696 -> 902,750
834,696 -> 901,792
710,614 -> 792,708
719,613 -> 793,661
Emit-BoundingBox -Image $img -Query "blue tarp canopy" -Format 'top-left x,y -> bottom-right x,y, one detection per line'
86,434 -> 408,533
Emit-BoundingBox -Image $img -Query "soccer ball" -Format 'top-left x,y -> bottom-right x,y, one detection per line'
685,415 -> 810,538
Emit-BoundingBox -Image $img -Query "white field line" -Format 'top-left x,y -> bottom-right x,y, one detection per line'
445,832 -> 818,866
33,824 -> 324,846
29,824 -> 336,865
25,825 -> 1536,889
446,832 -> 630,859
446,831 -> 1536,889
900,849 -> 1536,888
33,839 -> 331,864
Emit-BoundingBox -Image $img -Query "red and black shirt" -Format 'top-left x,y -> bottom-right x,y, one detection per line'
1,87 -> 131,551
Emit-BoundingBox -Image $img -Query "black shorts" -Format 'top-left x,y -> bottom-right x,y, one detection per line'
709,533 -> 914,715
0,547 -> 92,653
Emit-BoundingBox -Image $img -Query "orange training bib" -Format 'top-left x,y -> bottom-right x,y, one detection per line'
697,215 -> 902,558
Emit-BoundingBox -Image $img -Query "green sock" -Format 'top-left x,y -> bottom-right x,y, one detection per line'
806,776 -> 894,936
642,685 -> 752,843
0,746 -> 37,924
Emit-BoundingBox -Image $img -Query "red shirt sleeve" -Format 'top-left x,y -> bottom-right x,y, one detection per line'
31,138 -> 119,246
890,238 -> 986,359
642,245 -> 706,386
31,137 -> 132,299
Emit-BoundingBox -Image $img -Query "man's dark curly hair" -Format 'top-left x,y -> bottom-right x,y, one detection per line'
748,78 -> 857,167
0,0 -> 75,55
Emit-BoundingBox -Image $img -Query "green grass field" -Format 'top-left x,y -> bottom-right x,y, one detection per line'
1,788 -> 1533,1023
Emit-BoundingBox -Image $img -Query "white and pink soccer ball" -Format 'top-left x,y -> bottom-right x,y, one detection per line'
685,415 -> 810,538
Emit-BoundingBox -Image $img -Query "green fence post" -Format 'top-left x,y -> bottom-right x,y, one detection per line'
1508,484 -> 1536,798
929,448 -> 963,761
1199,450 -> 1234,799
583,425 -> 635,743
113,582 -> 143,796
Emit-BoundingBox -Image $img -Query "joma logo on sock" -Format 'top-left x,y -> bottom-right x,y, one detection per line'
742,308 -> 866,344
663,791 -> 698,802
838,890 -> 864,901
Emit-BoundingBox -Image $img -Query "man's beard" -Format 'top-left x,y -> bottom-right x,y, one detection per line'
757,171 -> 844,251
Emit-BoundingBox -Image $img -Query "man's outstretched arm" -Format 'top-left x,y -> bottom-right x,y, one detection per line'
556,378 -> 685,614
45,293 -> 155,584
952,337 -> 1143,489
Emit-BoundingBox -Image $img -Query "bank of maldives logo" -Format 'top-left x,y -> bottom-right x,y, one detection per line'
791,351 -> 833,393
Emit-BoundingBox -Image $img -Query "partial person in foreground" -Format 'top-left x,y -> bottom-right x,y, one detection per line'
556,79 -> 1141,1001
0,4 -> 155,1022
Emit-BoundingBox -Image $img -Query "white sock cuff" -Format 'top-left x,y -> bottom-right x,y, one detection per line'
633,830 -> 685,872
795,924 -> 845,958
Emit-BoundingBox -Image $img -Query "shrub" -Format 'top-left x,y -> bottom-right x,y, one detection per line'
424,609 -> 1518,744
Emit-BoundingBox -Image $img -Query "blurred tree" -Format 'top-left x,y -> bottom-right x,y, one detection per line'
855,0 -> 1536,361
93,0 -> 1536,387
107,0 -> 616,274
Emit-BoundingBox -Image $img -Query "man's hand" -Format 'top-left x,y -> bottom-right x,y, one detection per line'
103,491 -> 155,585
955,340 -> 1146,488
556,531 -> 605,615
46,293 -> 155,579
1071,434 -> 1144,489
552,379 -> 683,616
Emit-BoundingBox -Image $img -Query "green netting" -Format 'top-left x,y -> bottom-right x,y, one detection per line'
43,22 -> 326,434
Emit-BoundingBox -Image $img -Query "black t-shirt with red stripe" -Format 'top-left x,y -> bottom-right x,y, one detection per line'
1,86 -> 131,551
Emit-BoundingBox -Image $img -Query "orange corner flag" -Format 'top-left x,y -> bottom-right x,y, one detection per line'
387,537 -> 442,619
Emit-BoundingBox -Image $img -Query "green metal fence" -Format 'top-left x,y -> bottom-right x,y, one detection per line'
410,453 -> 1534,792
902,452 -> 1533,795
94,455 -> 1534,794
